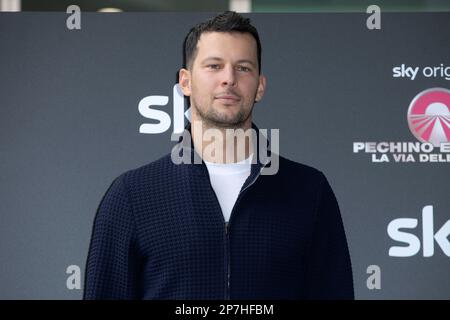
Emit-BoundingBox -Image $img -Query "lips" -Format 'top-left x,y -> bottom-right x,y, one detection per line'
214,93 -> 241,103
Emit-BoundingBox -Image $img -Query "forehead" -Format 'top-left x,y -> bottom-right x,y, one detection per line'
195,31 -> 258,61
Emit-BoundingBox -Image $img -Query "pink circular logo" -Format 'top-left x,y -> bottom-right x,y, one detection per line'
407,88 -> 450,147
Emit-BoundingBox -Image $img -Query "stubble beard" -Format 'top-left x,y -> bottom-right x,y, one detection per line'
191,98 -> 254,130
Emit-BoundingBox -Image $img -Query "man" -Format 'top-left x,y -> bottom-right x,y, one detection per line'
84,11 -> 354,300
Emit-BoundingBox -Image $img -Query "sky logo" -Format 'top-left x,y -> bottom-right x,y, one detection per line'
388,205 -> 450,257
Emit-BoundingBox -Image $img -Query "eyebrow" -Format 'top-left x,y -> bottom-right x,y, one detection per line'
201,57 -> 257,68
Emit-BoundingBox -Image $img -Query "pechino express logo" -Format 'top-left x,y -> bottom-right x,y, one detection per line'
354,88 -> 450,163
407,88 -> 450,147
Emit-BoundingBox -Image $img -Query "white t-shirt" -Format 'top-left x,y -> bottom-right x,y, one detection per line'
204,155 -> 253,222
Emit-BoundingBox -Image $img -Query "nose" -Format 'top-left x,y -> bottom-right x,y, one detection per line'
221,65 -> 237,87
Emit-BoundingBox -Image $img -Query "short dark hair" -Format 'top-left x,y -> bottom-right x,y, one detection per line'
183,11 -> 262,74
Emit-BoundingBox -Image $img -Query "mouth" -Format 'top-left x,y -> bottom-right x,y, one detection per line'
214,94 -> 241,104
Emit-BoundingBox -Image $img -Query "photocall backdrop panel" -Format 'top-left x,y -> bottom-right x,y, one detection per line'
0,12 -> 449,299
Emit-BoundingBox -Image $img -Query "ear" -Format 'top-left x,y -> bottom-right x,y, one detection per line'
179,68 -> 192,96
255,74 -> 266,102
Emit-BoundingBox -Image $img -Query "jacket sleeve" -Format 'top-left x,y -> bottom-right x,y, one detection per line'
83,175 -> 142,299
305,172 -> 354,299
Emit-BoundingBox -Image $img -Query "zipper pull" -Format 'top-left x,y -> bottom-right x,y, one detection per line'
225,222 -> 229,234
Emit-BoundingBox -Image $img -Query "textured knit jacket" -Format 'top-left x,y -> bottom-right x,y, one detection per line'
84,124 -> 354,300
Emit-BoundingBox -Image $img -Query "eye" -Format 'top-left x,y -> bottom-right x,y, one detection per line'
236,65 -> 251,72
207,64 -> 220,70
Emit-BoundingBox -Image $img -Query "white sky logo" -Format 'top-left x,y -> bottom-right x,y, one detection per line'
388,206 -> 450,257
407,88 -> 450,147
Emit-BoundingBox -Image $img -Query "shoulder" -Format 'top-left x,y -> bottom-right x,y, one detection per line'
117,153 -> 177,189
260,155 -> 330,199
96,153 -> 177,215
277,155 -> 326,182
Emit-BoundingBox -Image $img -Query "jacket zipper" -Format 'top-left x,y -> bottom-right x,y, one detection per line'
207,180 -> 230,299
225,221 -> 230,299
224,164 -> 267,299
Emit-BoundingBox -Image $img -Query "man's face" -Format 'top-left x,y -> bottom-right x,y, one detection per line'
179,31 -> 266,128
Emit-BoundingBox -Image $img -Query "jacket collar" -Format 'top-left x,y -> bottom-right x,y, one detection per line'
173,122 -> 272,182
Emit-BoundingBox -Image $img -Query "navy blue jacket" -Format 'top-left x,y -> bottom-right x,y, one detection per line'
84,126 -> 354,299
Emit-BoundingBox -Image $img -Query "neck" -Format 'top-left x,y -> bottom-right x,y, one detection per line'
191,115 -> 253,164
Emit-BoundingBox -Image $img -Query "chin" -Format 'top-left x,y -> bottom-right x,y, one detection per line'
214,115 -> 249,128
